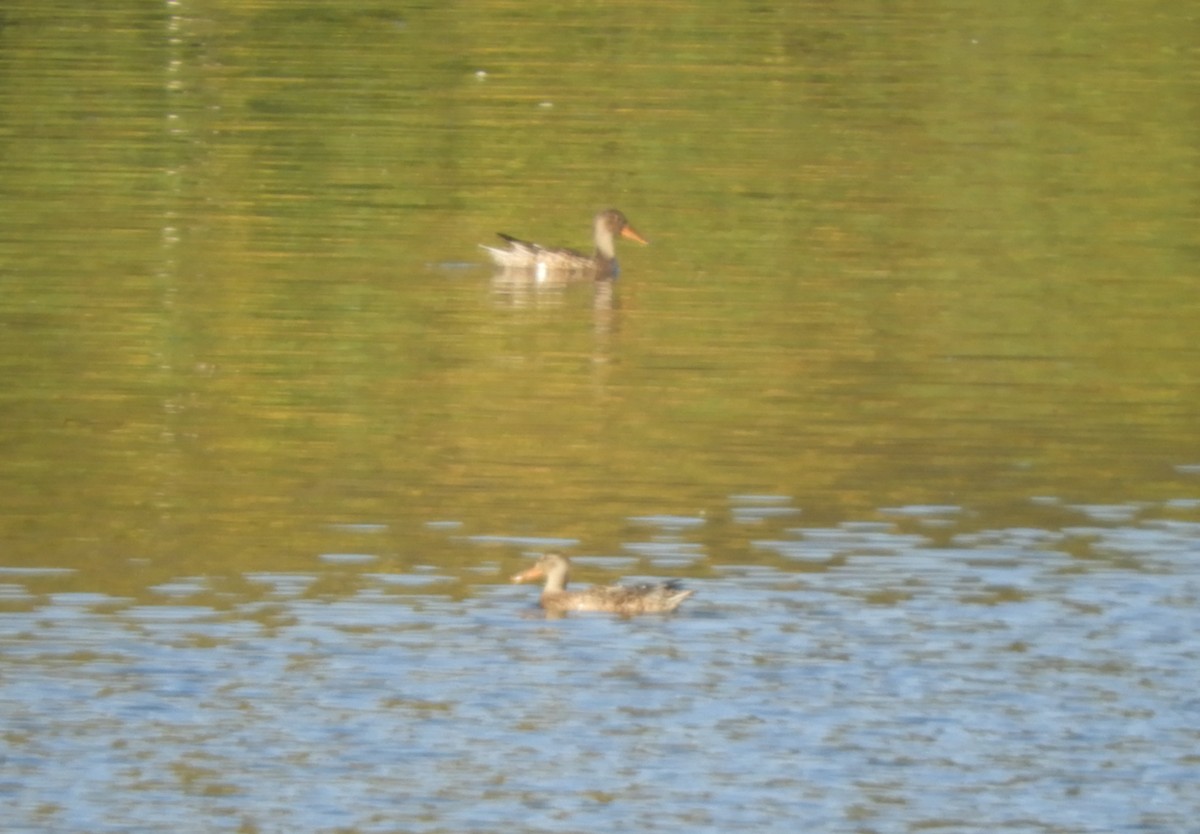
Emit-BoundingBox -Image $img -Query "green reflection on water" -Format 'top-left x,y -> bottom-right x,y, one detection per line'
1,1 -> 1197,582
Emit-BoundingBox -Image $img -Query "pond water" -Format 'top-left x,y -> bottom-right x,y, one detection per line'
2,1 -> 1199,832
5,509 -> 1200,833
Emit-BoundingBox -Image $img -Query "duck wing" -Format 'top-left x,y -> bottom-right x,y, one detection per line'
555,581 -> 695,615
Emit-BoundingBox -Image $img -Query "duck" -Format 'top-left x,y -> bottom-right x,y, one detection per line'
480,209 -> 648,279
510,552 -> 694,615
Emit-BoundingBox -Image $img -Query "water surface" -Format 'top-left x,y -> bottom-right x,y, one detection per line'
2,1 -> 1199,831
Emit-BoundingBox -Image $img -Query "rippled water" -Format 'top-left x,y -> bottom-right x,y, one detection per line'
5,498 -> 1200,833
4,0 -> 1200,831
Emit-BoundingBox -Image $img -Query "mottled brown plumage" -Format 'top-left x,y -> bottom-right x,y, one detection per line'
511,552 -> 694,615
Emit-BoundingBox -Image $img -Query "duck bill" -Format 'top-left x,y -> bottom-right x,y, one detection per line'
620,225 -> 649,245
510,565 -> 544,584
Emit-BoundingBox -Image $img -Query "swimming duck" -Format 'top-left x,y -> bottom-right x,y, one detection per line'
510,552 -> 694,615
481,209 -> 648,278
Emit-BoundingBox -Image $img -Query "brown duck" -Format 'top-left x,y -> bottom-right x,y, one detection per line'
480,209 -> 648,278
511,552 -> 694,615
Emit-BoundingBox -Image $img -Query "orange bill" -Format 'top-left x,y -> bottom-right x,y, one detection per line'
511,565 -> 545,584
620,225 -> 649,245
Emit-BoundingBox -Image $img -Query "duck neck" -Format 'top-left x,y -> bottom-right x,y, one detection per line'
542,562 -> 570,594
593,216 -> 617,261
